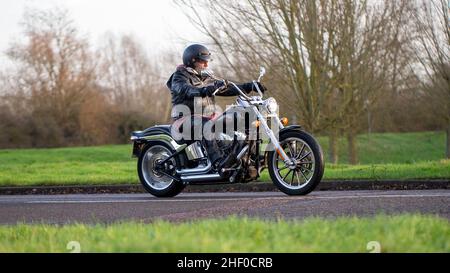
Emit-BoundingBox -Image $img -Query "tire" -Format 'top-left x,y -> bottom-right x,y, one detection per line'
268,130 -> 324,195
137,142 -> 185,197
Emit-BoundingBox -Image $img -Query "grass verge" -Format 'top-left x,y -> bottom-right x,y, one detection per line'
0,214 -> 448,252
0,131 -> 448,187
0,160 -> 448,187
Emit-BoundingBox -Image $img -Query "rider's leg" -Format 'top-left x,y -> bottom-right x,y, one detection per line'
191,116 -> 223,166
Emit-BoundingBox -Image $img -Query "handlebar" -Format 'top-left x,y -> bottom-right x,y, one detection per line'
252,80 -> 264,98
208,66 -> 266,101
212,80 -> 253,101
212,84 -> 227,96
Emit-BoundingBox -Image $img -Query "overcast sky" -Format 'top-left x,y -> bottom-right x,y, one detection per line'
0,0 -> 209,65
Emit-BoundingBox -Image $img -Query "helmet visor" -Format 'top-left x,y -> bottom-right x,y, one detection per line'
196,51 -> 211,62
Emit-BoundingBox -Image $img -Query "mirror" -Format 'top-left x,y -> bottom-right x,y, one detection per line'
258,66 -> 266,82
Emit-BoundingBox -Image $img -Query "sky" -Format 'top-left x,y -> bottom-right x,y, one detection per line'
0,0 -> 209,65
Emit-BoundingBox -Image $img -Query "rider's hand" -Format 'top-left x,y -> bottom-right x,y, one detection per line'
201,85 -> 216,97
222,79 -> 229,88
242,82 -> 267,93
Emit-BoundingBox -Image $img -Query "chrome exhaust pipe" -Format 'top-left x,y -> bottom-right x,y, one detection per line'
176,160 -> 212,175
180,173 -> 224,184
236,145 -> 249,160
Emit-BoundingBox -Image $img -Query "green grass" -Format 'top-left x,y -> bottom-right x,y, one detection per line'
259,159 -> 450,182
0,145 -> 135,186
0,131 -> 448,187
317,131 -> 447,164
0,215 -> 448,252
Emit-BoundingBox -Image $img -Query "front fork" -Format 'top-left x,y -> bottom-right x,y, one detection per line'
252,107 -> 294,167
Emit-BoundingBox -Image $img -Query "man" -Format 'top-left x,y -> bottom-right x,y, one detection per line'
166,44 -> 265,169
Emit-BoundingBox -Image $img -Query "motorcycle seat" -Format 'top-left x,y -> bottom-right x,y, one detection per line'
131,125 -> 171,138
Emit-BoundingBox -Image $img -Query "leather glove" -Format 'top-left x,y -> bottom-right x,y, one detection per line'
201,85 -> 216,97
242,82 -> 267,93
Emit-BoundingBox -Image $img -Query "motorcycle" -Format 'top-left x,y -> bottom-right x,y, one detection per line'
130,67 -> 324,197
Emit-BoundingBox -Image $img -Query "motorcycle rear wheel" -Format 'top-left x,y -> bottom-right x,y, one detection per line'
137,142 -> 185,197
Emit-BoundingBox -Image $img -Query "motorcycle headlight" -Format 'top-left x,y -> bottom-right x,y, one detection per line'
265,97 -> 278,113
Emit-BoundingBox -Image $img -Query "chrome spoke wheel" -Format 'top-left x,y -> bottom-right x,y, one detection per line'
273,138 -> 316,190
141,145 -> 176,190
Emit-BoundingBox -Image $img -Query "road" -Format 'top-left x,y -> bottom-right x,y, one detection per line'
0,190 -> 448,224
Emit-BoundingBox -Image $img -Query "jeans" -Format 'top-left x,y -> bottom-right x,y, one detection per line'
172,115 -> 223,165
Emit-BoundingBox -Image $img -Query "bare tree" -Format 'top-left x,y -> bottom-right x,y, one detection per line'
177,0 -> 412,164
97,33 -> 173,126
328,0 -> 412,164
0,8 -> 178,147
412,0 -> 450,158
0,71 -> 34,147
177,0 -> 337,133
5,8 -> 96,146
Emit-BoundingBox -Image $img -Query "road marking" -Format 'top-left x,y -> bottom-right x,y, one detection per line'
23,193 -> 450,204
311,193 -> 450,200
26,198 -> 259,204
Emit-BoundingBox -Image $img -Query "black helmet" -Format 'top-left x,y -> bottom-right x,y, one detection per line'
182,44 -> 211,67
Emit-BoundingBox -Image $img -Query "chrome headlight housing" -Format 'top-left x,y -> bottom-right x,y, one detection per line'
265,97 -> 278,113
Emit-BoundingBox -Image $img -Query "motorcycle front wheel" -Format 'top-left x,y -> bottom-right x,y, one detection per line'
268,130 -> 324,195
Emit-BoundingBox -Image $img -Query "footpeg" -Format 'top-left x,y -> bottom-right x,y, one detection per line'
229,171 -> 239,183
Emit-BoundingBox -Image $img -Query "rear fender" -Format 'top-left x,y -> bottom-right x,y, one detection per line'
131,134 -> 187,158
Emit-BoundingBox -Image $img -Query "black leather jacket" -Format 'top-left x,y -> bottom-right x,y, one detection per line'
166,65 -> 251,119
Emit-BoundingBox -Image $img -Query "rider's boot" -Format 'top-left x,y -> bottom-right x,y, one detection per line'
202,139 -> 223,169
215,139 -> 244,171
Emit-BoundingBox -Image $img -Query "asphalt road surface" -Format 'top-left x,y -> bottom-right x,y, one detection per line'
0,190 -> 449,224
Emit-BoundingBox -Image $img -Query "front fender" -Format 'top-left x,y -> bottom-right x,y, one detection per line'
262,124 -> 303,165
267,124 -> 303,149
279,125 -> 303,135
